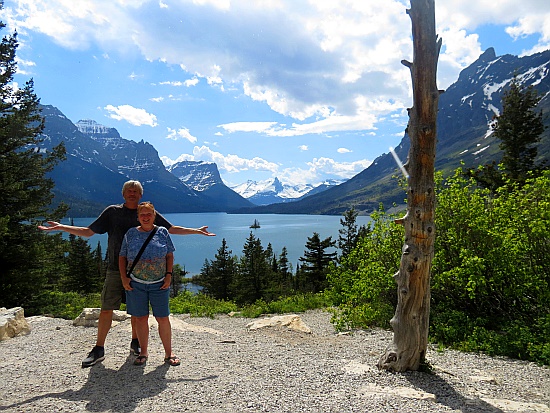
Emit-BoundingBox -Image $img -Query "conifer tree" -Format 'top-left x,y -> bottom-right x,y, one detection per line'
64,234 -> 100,293
495,77 -> 545,181
196,238 -> 236,300
0,15 -> 67,308
298,232 -> 337,293
338,207 -> 368,259
468,77 -> 546,189
232,232 -> 270,304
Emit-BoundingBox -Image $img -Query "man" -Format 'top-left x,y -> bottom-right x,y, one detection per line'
39,180 -> 215,367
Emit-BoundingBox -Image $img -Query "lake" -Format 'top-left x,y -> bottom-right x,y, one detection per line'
70,213 -> 371,276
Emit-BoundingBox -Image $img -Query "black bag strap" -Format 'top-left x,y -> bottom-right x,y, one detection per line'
126,226 -> 158,278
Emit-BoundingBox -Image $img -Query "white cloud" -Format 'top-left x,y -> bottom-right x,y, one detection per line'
104,104 -> 158,127
338,147 -> 351,154
279,157 -> 372,185
299,145 -> 308,151
165,146 -> 280,175
165,146 -> 372,186
166,127 -> 197,143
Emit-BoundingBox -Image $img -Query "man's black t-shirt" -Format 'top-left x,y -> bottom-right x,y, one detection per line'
88,204 -> 172,271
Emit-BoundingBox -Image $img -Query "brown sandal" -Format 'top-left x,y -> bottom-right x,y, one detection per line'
133,355 -> 148,366
164,356 -> 180,366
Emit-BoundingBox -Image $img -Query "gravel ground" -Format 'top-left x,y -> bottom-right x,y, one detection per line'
0,309 -> 548,413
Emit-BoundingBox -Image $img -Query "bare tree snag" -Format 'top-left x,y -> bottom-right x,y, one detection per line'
377,0 -> 441,372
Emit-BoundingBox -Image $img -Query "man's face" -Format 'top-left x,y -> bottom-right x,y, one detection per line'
123,187 -> 142,204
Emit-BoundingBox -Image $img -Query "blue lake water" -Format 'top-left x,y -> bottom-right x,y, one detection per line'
70,213 -> 371,277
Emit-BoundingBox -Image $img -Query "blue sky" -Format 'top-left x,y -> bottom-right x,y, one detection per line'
2,0 -> 549,187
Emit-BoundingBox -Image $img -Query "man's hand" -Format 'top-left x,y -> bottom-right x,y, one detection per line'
38,221 -> 63,231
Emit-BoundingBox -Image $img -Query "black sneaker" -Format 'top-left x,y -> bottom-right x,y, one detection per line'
82,346 -> 105,368
130,338 -> 140,356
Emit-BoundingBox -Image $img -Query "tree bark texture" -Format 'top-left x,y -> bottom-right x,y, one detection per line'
377,0 -> 441,372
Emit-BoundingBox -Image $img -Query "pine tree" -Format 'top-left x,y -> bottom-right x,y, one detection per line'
298,232 -> 337,293
232,232 -> 270,304
64,234 -> 99,293
468,77 -> 546,189
495,77 -> 545,181
196,238 -> 236,300
338,207 -> 360,259
0,16 -> 67,308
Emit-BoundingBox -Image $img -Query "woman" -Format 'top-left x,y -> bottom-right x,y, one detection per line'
119,201 -> 180,366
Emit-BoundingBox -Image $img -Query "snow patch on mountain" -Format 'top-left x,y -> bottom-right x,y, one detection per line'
231,177 -> 343,205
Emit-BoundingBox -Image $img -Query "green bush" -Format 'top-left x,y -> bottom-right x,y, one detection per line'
239,293 -> 332,318
327,208 -> 402,331
26,291 -> 101,319
169,290 -> 238,317
326,170 -> 550,364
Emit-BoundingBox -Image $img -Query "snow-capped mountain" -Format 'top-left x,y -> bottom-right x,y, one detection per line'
231,177 -> 342,206
38,109 -> 247,216
168,160 -> 253,210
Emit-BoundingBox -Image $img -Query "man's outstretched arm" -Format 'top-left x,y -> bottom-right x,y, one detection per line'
38,221 -> 95,238
168,225 -> 215,236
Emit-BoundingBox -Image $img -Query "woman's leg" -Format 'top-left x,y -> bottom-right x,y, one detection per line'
150,281 -> 179,364
133,315 -> 149,357
156,316 -> 173,358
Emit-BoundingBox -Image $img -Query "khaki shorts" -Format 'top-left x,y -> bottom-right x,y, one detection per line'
100,269 -> 125,311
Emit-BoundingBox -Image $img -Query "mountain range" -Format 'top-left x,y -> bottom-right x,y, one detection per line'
230,178 -> 343,206
39,111 -> 333,216
39,47 -> 550,217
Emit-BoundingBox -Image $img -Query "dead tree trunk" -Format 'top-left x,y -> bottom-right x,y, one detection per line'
377,0 -> 441,372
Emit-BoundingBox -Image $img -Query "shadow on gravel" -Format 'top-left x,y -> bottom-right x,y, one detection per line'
404,370 -> 504,413
0,355 -> 218,412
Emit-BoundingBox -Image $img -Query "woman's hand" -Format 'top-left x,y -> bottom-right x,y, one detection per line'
160,275 -> 171,290
122,277 -> 133,291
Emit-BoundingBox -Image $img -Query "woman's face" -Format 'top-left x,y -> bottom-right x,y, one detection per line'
138,207 -> 155,228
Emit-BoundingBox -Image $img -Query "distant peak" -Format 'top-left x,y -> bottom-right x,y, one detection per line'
478,47 -> 496,63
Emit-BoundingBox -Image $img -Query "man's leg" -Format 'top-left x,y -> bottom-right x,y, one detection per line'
82,270 -> 122,367
95,309 -> 114,347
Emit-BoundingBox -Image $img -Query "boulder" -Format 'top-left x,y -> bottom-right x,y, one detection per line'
246,314 -> 312,333
0,307 -> 31,341
73,307 -> 130,327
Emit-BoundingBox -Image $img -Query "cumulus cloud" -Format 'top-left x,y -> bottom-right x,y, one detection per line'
279,157 -> 372,185
5,0 -> 550,129
167,146 -> 279,175
104,104 -> 157,127
166,127 -> 197,143
163,146 -> 371,186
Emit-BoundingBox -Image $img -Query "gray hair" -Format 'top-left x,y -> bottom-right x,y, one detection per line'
121,180 -> 143,196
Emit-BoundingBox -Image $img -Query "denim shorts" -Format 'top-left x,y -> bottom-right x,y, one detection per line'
125,280 -> 170,318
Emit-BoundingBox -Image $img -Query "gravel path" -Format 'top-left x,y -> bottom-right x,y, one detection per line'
0,309 -> 548,413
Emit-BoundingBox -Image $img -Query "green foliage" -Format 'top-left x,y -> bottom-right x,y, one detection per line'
25,291 -> 101,319
326,172 -> 550,364
430,170 -> 550,363
62,234 -> 103,293
238,293 -> 332,318
169,290 -> 238,318
230,232 -> 272,305
327,207 -> 402,331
